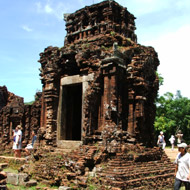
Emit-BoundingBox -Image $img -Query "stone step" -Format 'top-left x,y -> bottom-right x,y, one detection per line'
25,179 -> 37,187
98,169 -> 174,181
57,140 -> 82,149
106,161 -> 173,169
0,185 -> 6,190
6,173 -> 29,186
101,173 -> 174,189
50,148 -> 73,155
0,163 -> 8,170
107,161 -> 173,168
59,186 -> 72,190
0,156 -> 26,164
132,186 -> 146,190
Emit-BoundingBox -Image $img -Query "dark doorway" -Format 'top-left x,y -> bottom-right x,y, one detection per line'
63,83 -> 82,140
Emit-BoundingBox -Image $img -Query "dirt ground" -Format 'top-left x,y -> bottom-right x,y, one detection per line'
164,148 -> 178,162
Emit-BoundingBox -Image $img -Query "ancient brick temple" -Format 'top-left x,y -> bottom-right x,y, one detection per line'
0,86 -> 41,149
0,1 -> 176,189
39,0 -> 159,148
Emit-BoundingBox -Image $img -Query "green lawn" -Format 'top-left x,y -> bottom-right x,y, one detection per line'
7,183 -> 58,190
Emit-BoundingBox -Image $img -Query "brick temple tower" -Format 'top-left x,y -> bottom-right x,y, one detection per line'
13,1 -> 175,189
39,0 -> 159,148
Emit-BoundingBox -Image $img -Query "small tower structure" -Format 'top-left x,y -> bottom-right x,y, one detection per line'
39,0 -> 159,148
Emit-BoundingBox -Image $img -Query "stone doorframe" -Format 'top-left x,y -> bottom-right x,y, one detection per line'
57,73 -> 94,147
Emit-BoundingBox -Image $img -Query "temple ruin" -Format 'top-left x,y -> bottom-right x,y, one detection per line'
0,0 -> 159,149
0,86 -> 41,149
39,0 -> 159,148
0,1 -> 175,189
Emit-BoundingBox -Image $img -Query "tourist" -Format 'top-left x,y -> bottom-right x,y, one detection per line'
174,143 -> 190,190
25,130 -> 37,156
175,130 -> 184,144
12,125 -> 22,158
157,131 -> 166,150
169,135 -> 175,150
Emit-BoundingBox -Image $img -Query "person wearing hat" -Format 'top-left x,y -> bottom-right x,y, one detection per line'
12,125 -> 22,158
174,143 -> 190,190
157,131 -> 166,150
169,135 -> 175,151
175,130 -> 184,144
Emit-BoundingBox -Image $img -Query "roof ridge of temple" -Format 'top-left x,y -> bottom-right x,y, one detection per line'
64,0 -> 137,45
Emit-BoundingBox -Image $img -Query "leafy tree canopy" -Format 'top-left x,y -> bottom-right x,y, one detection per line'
155,90 -> 190,144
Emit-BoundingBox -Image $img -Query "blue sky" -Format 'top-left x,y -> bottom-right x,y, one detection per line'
0,0 -> 190,102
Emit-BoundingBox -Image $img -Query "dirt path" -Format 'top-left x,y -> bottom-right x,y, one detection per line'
164,148 -> 178,161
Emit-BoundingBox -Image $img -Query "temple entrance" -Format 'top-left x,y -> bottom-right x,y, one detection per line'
57,74 -> 94,148
62,83 -> 82,140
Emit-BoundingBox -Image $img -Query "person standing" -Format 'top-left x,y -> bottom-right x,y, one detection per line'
169,135 -> 175,150
174,143 -> 190,190
12,125 -> 22,158
176,130 -> 183,144
157,131 -> 166,150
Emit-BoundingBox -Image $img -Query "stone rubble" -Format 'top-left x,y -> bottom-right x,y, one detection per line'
20,143 -> 175,189
0,163 -> 7,190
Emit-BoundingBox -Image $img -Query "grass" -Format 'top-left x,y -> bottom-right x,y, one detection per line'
166,187 -> 185,190
3,167 -> 18,174
7,184 -> 37,190
1,159 -> 23,171
7,182 -> 59,190
24,101 -> 34,105
2,157 -> 58,190
7,183 -> 54,190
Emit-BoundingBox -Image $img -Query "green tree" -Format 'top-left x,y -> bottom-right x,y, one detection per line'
156,72 -> 164,87
155,91 -> 190,143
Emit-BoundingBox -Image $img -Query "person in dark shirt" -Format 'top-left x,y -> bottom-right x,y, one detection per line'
25,130 -> 37,156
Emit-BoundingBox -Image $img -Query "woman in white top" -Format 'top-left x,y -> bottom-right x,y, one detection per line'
157,131 -> 166,150
169,135 -> 175,150
12,125 -> 22,157
174,143 -> 190,190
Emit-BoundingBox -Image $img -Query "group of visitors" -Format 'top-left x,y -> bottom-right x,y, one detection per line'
12,125 -> 37,158
157,130 -> 190,190
11,125 -> 190,189
157,130 -> 184,150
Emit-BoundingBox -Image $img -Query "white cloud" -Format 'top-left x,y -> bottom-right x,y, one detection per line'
117,0 -> 171,16
35,1 -> 52,14
117,0 -> 190,18
175,0 -> 190,9
77,0 -> 87,7
21,25 -> 33,32
44,4 -> 53,13
35,1 -> 68,20
35,2 -> 42,11
142,25 -> 190,97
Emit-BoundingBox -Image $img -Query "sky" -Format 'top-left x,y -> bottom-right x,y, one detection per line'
0,0 -> 190,102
